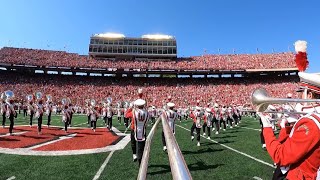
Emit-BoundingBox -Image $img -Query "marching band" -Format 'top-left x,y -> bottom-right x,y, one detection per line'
1,76 -> 319,179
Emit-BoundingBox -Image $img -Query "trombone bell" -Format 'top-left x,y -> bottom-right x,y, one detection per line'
252,88 -> 320,112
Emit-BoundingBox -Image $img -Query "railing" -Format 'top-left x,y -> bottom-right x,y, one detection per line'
137,117 -> 161,180
137,111 -> 192,180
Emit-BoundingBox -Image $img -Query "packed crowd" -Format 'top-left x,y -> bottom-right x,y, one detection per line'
0,72 -> 299,108
0,47 -> 295,70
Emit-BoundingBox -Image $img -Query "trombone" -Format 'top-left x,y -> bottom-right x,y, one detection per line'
251,88 -> 320,114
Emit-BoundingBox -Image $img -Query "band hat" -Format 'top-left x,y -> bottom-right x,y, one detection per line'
196,106 -> 201,110
206,108 -> 211,112
287,93 -> 293,98
167,102 -> 175,107
298,72 -> 320,94
267,105 -> 276,111
134,99 -> 146,106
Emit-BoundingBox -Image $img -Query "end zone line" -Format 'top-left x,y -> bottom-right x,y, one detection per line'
25,133 -> 77,150
92,151 -> 114,180
176,124 -> 274,168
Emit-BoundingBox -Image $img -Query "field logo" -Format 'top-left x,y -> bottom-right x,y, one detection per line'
0,126 -> 130,156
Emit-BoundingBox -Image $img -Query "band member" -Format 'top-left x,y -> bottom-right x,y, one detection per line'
68,103 -> 75,127
23,103 -> 27,117
1,93 -> 6,128
35,100 -> 44,135
102,102 -> 107,125
5,91 -> 16,135
212,103 -> 220,135
117,103 -> 122,125
46,101 -> 53,128
203,108 -> 213,139
258,115 -> 266,149
190,106 -> 203,146
28,101 -> 35,127
181,107 -> 187,121
162,102 -> 177,151
125,98 -> 149,165
89,99 -> 99,132
220,106 -> 227,131
232,105 -> 240,127
62,104 -> 70,133
259,69 -> 320,179
227,106 -> 234,128
190,108 -> 196,141
150,106 -> 157,125
85,100 -> 91,127
123,102 -> 129,128
177,107 -> 182,122
90,106 -> 99,132
106,103 -> 113,130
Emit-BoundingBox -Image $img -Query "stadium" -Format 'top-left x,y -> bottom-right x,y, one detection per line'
1,29 -> 311,180
2,0 -> 320,178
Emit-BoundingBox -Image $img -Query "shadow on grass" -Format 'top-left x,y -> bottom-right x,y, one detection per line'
223,130 -> 242,134
188,161 -> 224,171
182,148 -> 224,155
215,140 -> 235,144
147,164 -> 171,175
216,135 -> 237,139
147,162 -> 223,176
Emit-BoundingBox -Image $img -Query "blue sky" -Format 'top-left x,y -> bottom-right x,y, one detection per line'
0,0 -> 319,72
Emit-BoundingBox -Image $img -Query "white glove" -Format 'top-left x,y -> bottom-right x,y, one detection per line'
280,118 -> 287,128
257,112 -> 272,128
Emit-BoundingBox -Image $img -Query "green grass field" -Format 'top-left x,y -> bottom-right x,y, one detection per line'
0,113 -> 276,180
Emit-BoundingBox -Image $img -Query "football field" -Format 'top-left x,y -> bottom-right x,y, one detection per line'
0,113 -> 275,180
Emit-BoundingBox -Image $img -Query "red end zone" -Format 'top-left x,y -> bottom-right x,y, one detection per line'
0,126 -> 130,156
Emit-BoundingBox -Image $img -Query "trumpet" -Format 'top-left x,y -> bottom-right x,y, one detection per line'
252,88 -> 320,112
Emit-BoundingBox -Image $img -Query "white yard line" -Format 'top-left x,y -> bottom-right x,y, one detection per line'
25,133 -> 77,150
92,151 -> 114,180
176,124 -> 274,168
241,127 -> 261,131
253,176 -> 263,180
0,131 -> 28,137
6,176 -> 16,180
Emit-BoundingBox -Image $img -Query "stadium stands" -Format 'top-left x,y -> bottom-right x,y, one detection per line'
0,47 -> 295,70
0,72 -> 299,107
